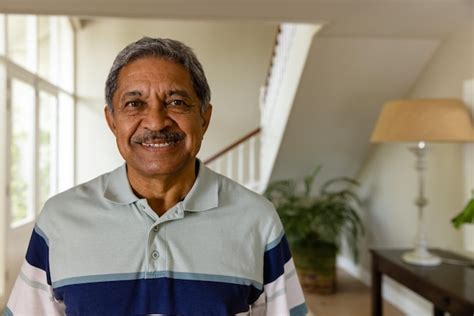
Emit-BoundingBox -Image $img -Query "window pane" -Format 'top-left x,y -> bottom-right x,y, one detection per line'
58,17 -> 74,92
38,16 -> 52,81
0,14 -> 5,55
7,15 -> 37,72
58,93 -> 74,192
10,79 -> 35,225
0,63 -> 6,297
38,91 -> 57,211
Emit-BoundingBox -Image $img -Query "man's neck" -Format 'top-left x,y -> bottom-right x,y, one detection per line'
126,161 -> 198,216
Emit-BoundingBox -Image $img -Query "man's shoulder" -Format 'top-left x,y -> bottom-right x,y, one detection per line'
48,170 -> 113,206
209,168 -> 276,217
213,169 -> 270,202
39,167 -> 122,224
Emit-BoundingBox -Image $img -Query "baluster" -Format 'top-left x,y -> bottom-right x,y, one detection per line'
249,136 -> 256,187
238,144 -> 244,184
226,151 -> 233,180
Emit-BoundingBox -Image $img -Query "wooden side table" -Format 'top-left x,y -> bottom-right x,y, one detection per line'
371,249 -> 474,316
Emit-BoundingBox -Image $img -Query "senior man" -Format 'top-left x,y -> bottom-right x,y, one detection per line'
5,37 -> 307,315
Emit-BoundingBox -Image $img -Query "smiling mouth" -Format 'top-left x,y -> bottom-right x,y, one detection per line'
141,141 -> 178,148
140,139 -> 180,149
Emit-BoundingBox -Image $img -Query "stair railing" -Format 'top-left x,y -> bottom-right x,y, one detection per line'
204,128 -> 261,192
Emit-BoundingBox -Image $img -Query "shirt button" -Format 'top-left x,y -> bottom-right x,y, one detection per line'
153,226 -> 159,232
151,250 -> 159,260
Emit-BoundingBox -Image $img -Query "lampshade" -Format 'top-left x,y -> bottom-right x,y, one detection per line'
371,99 -> 474,143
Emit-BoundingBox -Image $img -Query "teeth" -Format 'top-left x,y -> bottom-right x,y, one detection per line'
142,142 -> 173,148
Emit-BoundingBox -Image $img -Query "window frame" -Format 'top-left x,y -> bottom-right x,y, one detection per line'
0,14 -> 76,302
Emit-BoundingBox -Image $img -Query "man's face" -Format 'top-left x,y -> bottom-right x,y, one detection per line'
105,57 -> 212,178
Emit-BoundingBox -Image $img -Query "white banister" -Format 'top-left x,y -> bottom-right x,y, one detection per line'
205,23 -> 320,193
249,136 -> 256,185
226,150 -> 233,180
238,143 -> 244,184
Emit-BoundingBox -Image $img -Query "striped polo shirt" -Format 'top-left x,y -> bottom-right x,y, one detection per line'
5,161 -> 308,315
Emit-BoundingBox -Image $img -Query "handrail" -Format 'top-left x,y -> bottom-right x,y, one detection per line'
204,127 -> 261,165
263,25 -> 282,100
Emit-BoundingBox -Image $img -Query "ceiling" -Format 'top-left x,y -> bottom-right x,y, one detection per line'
0,0 -> 472,39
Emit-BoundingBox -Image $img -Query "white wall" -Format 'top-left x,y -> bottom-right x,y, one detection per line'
355,20 -> 474,315
75,18 -> 276,184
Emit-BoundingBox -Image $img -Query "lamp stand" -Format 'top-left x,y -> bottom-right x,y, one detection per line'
402,142 -> 441,266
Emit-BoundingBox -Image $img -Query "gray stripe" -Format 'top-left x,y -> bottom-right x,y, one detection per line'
265,230 -> 285,252
151,271 -> 262,290
34,225 -> 49,246
285,268 -> 296,280
266,287 -> 287,302
3,307 -> 13,316
290,302 -> 308,316
53,272 -> 145,288
19,271 -> 50,293
53,271 -> 262,290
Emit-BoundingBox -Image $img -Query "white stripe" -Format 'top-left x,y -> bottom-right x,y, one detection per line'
250,292 -> 266,315
262,258 -> 306,315
7,260 -> 65,316
20,260 -> 49,286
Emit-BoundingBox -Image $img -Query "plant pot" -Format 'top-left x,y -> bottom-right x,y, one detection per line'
297,267 -> 336,295
293,242 -> 337,294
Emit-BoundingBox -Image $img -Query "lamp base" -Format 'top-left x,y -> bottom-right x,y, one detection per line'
402,249 -> 441,266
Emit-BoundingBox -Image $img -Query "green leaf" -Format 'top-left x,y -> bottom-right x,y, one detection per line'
265,165 -> 364,263
451,198 -> 474,229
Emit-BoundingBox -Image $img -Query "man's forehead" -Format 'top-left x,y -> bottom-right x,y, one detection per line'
112,58 -> 198,103
121,56 -> 187,74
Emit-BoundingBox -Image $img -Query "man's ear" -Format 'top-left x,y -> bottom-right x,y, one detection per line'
104,105 -> 117,136
201,104 -> 212,135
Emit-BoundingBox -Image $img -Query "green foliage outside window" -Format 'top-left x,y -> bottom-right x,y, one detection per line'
10,131 -> 28,222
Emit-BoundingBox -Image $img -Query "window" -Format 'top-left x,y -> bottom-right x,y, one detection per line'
38,90 -> 58,212
10,79 -> 36,224
1,15 -> 75,226
1,14 -> 75,300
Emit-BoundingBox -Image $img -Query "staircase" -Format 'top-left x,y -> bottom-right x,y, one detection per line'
204,23 -> 321,193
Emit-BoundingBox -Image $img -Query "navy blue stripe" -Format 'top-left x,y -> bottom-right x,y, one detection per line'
53,277 -> 263,315
263,234 -> 292,284
25,228 -> 52,285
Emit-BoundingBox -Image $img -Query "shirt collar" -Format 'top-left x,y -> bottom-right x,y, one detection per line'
182,160 -> 219,212
103,160 -> 219,212
103,164 -> 140,205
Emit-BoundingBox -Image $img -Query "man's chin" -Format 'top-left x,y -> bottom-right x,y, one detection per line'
127,159 -> 195,178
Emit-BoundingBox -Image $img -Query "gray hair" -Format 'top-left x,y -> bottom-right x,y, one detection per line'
105,37 -> 211,112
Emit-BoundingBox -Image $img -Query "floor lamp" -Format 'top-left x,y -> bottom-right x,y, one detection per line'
371,99 -> 474,266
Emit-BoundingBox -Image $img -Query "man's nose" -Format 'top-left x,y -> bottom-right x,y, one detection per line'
142,102 -> 173,130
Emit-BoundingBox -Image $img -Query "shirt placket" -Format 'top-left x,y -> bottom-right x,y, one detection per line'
136,200 -> 185,278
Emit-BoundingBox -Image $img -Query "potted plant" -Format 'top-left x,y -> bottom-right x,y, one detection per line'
264,166 -> 364,294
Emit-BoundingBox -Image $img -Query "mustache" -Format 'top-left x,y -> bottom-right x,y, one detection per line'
132,130 -> 185,144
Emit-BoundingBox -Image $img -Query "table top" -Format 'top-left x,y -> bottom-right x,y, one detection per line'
371,248 -> 474,306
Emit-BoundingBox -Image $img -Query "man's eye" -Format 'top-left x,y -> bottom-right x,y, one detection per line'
167,100 -> 192,112
125,100 -> 143,108
169,100 -> 187,107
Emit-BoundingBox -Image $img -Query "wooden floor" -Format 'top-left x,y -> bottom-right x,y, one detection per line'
304,269 -> 403,316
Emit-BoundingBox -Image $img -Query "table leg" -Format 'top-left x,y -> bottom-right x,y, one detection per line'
433,306 -> 444,316
371,257 -> 382,316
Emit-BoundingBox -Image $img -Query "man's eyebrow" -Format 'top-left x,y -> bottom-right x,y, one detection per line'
169,90 -> 191,98
120,90 -> 143,102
